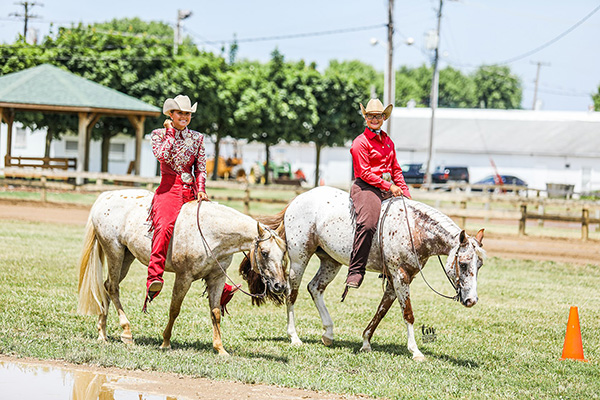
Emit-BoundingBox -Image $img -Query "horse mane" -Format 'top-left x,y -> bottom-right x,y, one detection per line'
238,246 -> 286,307
238,204 -> 290,306
407,200 -> 462,239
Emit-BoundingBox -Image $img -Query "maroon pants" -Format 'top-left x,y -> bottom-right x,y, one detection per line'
147,173 -> 195,290
348,179 -> 390,279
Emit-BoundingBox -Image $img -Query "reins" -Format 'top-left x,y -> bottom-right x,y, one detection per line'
379,196 -> 460,302
196,200 -> 267,299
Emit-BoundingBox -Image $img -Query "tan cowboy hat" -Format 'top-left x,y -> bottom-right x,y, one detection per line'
162,95 -> 197,116
360,98 -> 393,120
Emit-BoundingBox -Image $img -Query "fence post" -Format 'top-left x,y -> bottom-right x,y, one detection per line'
519,204 -> 527,236
582,208 -> 589,241
40,175 -> 47,203
244,184 -> 250,215
460,200 -> 467,229
537,203 -> 544,227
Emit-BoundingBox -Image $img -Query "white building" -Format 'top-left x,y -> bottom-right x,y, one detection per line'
3,107 -> 600,193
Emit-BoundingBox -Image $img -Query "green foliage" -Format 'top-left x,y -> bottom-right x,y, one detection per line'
473,65 -> 522,109
593,84 -> 600,111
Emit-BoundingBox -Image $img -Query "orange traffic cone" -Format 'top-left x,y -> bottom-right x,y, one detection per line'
560,306 -> 588,361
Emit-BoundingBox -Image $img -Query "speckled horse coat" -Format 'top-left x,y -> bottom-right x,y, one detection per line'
270,186 -> 485,360
77,189 -> 287,356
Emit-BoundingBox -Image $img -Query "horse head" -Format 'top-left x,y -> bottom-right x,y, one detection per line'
444,229 -> 486,308
239,223 -> 288,306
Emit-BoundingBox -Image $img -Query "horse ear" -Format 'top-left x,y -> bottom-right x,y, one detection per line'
475,229 -> 485,246
257,222 -> 266,237
459,230 -> 468,246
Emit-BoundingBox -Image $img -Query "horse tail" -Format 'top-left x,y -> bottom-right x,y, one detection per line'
77,216 -> 109,316
238,205 -> 289,306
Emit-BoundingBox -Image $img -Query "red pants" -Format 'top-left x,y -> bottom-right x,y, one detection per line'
147,173 -> 195,290
348,179 -> 391,279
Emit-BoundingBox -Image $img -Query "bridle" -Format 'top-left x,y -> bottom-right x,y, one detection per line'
196,200 -> 270,299
379,196 -> 462,302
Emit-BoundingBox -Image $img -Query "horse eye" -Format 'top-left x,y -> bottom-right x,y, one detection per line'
261,250 -> 269,259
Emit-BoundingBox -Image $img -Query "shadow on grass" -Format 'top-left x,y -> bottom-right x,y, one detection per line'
423,350 -> 480,368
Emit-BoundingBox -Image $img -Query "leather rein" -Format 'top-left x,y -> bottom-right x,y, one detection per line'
378,196 -> 461,302
196,200 -> 267,299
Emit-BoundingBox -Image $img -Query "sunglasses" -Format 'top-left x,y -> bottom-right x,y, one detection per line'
366,114 -> 383,120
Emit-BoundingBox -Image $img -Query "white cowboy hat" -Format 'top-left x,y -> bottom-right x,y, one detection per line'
360,98 -> 393,120
162,95 -> 198,116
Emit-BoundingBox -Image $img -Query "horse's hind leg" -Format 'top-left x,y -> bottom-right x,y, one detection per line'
307,251 -> 342,346
160,273 -> 192,351
103,247 -> 135,344
360,280 -> 396,353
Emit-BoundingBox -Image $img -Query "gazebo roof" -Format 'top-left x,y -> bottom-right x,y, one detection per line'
0,64 -> 160,116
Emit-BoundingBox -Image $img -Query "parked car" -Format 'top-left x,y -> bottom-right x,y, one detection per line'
431,165 -> 470,183
400,163 -> 425,184
472,174 -> 528,193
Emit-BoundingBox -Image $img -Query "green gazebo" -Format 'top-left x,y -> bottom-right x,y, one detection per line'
0,64 -> 160,177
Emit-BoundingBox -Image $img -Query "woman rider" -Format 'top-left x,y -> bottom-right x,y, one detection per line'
144,95 -> 238,311
344,98 -> 411,298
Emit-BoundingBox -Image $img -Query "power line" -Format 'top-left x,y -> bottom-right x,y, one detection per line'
9,1 -> 42,40
193,24 -> 387,45
496,3 -> 600,65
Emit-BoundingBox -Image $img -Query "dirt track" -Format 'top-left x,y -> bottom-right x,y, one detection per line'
1,199 -> 598,266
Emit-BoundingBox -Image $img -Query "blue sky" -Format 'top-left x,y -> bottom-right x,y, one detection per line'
1,0 -> 598,111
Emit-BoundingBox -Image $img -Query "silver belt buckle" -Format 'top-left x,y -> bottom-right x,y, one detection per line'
181,172 -> 194,184
382,172 -> 392,182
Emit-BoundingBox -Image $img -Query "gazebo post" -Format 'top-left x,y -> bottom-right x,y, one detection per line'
1,108 -> 15,167
128,115 -> 146,175
77,112 -> 95,185
84,114 -> 101,171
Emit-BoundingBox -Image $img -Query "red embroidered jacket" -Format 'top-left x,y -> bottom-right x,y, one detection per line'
151,127 -> 207,194
350,128 -> 411,198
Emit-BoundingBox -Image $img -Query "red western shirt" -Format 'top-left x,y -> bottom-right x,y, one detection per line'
350,128 -> 411,198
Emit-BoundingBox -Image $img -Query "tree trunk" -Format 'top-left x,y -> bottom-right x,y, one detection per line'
211,132 -> 221,181
264,143 -> 270,185
101,132 -> 111,172
314,142 -> 322,188
44,127 -> 53,158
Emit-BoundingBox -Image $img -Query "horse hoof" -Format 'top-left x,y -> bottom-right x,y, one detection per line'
413,355 -> 426,362
218,350 -> 230,357
321,336 -> 333,346
120,335 -> 134,345
360,345 -> 372,353
159,344 -> 171,351
291,338 -> 303,346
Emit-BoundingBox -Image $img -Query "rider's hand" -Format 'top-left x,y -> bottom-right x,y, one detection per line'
163,119 -> 174,130
390,184 -> 404,197
197,191 -> 209,201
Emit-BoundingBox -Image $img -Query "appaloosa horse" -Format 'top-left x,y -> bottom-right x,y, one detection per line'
241,186 -> 485,360
77,189 -> 288,355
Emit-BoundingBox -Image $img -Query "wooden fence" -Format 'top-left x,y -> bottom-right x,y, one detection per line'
2,167 -> 600,240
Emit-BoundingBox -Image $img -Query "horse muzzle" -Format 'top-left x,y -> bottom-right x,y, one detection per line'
462,296 -> 478,308
268,281 -> 287,295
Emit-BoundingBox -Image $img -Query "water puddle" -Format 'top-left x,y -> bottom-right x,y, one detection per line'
0,360 -> 181,400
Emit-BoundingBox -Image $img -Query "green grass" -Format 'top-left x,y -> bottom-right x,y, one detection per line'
0,218 -> 599,399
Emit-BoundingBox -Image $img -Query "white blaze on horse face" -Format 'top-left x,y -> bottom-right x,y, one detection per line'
446,238 -> 482,308
255,232 -> 288,295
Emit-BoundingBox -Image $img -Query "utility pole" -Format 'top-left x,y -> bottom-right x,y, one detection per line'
9,1 -> 42,41
174,9 -> 192,55
424,0 -> 444,186
531,61 -> 550,110
384,0 -> 394,133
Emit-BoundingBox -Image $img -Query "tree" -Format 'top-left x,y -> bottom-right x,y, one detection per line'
593,84 -> 600,111
234,50 -> 318,184
473,65 -> 522,109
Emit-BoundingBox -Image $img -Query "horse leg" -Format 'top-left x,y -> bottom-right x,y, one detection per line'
206,277 -> 229,356
391,270 -> 424,361
286,256 -> 311,345
103,248 -> 135,344
307,251 -> 342,346
360,280 -> 396,353
160,273 -> 193,350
